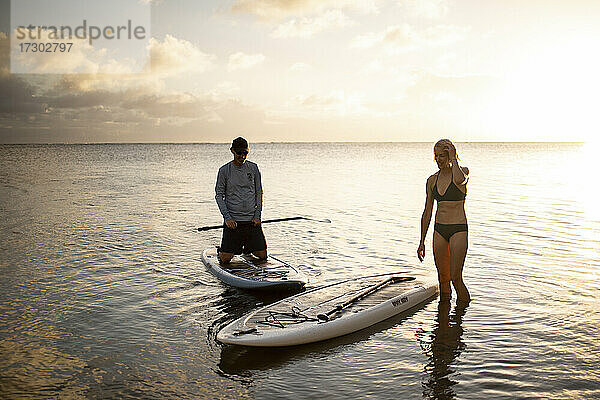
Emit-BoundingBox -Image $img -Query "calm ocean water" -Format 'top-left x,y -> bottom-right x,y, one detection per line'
1,142 -> 599,399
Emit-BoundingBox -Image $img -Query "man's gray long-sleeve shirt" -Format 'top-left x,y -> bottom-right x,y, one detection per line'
215,160 -> 262,222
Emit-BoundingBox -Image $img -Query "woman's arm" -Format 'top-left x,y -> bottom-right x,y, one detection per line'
418,177 -> 435,261
451,159 -> 469,186
446,144 -> 468,186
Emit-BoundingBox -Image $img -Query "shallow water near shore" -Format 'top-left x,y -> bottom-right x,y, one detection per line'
1,142 -> 599,399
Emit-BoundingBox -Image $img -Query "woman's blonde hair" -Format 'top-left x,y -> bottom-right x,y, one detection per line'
434,138 -> 459,160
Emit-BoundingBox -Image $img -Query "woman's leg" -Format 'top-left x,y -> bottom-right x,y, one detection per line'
449,231 -> 470,302
433,231 -> 452,299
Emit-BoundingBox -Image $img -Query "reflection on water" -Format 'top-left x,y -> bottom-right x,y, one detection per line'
1,143 -> 599,399
418,300 -> 468,399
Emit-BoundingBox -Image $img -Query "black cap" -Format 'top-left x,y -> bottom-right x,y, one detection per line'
231,137 -> 248,150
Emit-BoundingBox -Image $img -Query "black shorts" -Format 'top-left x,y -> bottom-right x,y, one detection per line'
220,222 -> 267,255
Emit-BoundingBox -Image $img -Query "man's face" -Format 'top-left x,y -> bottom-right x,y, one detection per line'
232,147 -> 249,165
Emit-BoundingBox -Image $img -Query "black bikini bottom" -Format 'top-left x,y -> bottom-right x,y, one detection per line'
434,223 -> 468,242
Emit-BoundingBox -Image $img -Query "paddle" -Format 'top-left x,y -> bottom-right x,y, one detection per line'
317,276 -> 416,321
197,216 -> 331,231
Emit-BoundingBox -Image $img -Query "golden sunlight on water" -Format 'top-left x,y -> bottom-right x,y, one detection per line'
567,142 -> 599,222
1,143 -> 599,399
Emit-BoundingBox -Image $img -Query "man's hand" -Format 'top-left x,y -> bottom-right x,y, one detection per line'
252,218 -> 261,226
225,219 -> 237,229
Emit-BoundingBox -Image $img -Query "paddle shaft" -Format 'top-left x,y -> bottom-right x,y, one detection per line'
197,216 -> 330,231
317,276 -> 415,321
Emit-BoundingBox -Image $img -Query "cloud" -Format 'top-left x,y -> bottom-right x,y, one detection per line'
27,35 -> 217,96
420,25 -> 470,46
10,30 -> 137,75
9,29 -> 216,77
401,0 -> 449,19
405,72 -> 499,111
361,60 -> 420,84
351,23 -> 468,53
351,24 -> 416,50
44,89 -> 121,110
289,62 -> 313,72
1,76 -> 270,142
0,30 -> 270,143
271,10 -> 354,38
293,90 -> 367,116
149,35 -> 216,75
227,52 -> 265,71
207,81 -> 242,101
231,0 -> 379,20
41,80 -> 230,121
120,92 -> 215,118
0,34 -> 47,114
2,32 -> 219,114
0,73 -> 46,114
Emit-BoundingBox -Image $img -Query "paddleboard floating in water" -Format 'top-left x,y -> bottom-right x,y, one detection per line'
201,247 -> 308,291
217,273 -> 439,346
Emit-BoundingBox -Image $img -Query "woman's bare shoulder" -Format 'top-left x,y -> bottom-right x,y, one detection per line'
426,173 -> 437,189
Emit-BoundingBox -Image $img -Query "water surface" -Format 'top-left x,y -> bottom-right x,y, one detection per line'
1,142 -> 599,399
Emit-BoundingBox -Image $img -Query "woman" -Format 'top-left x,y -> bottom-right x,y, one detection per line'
418,139 -> 471,302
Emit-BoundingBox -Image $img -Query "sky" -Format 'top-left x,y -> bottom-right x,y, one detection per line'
1,0 -> 600,143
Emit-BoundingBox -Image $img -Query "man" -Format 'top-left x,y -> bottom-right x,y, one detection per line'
215,137 -> 267,264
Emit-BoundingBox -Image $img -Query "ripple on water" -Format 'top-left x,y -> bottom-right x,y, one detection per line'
2,143 -> 600,399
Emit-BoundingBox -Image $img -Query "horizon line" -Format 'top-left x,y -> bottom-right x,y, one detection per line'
0,140 -> 586,145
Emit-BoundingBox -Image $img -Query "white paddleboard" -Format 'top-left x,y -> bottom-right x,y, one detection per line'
202,248 -> 308,291
217,273 -> 438,346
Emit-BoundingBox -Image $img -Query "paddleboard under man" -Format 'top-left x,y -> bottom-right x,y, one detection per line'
215,137 -> 267,264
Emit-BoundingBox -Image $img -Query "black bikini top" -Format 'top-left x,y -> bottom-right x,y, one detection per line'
433,172 -> 466,202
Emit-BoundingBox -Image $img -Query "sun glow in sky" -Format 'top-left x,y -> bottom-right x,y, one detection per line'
484,37 -> 600,142
1,0 -> 600,143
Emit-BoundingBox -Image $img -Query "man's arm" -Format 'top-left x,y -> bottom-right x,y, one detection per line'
215,166 -> 232,221
253,165 -> 263,220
